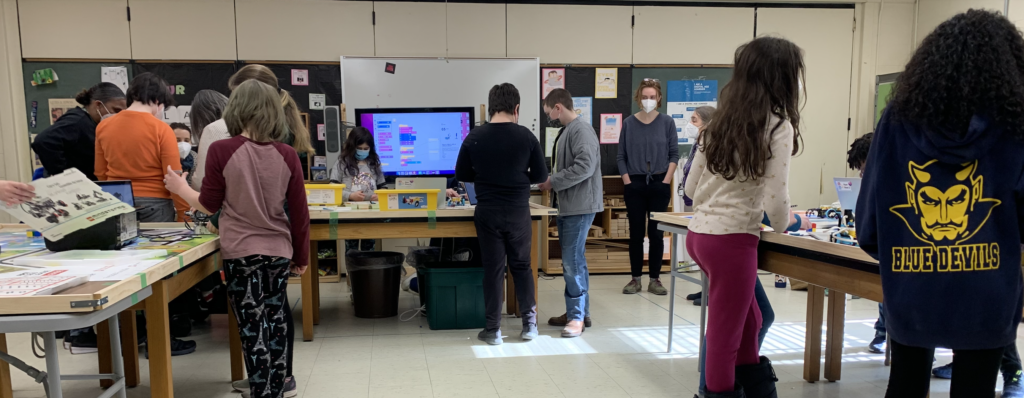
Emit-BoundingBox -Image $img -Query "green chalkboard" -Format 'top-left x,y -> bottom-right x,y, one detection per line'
22,61 -> 132,135
629,67 -> 733,114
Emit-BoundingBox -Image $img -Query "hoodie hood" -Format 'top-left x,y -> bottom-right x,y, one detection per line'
901,113 -> 1002,164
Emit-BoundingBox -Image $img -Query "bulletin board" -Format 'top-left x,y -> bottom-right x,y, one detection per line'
253,63 -> 342,158
131,63 -> 236,104
22,61 -> 132,135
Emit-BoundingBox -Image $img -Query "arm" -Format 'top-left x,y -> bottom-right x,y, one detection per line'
190,124 -> 218,191
617,121 -> 630,184
31,128 -> 70,176
454,138 -> 476,182
550,127 -> 599,192
763,123 -> 794,233
527,134 -> 550,184
94,132 -> 108,181
664,118 -> 679,183
159,125 -> 183,173
284,150 -> 311,268
684,145 -> 705,200
331,163 -> 356,201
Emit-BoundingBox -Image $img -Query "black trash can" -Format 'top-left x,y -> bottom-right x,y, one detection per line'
347,251 -> 405,318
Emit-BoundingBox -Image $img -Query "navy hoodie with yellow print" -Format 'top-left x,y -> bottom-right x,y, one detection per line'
857,108 -> 1024,350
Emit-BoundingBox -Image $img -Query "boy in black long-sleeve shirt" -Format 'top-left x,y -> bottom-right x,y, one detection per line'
455,83 -> 548,345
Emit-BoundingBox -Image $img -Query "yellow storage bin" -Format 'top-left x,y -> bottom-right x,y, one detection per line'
377,189 -> 440,211
305,184 -> 346,206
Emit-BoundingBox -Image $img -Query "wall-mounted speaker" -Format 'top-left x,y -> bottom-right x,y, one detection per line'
324,106 -> 343,172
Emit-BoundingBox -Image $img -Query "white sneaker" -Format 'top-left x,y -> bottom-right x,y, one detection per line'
232,378 -> 249,392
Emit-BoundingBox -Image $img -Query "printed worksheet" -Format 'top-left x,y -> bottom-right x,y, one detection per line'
0,169 -> 134,241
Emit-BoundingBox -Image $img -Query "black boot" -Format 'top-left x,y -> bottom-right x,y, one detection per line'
735,356 -> 779,398
698,383 -> 746,398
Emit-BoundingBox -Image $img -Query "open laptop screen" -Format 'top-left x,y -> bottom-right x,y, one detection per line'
96,180 -> 135,207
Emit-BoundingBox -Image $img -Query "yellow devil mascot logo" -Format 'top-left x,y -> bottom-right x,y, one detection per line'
888,160 -> 1001,272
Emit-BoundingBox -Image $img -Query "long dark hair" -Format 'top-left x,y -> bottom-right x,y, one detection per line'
699,37 -> 804,181
889,9 -> 1024,139
336,127 -> 381,177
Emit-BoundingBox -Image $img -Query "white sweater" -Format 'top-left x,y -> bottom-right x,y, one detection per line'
683,115 -> 793,236
190,119 -> 230,192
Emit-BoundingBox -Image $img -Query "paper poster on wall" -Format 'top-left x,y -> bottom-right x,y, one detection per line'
47,98 -> 78,125
160,106 -> 180,125
595,69 -> 618,99
309,94 -> 325,110
317,124 -> 326,140
291,69 -> 309,86
542,68 -> 565,99
667,80 -> 717,142
572,97 -> 593,126
545,127 -> 560,157
101,66 -> 129,93
600,114 -> 622,144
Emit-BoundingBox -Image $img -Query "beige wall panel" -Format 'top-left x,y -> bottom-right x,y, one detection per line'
875,2 -> 915,74
507,4 -> 632,64
129,0 -> 236,60
446,3 -> 506,58
633,6 -> 754,65
373,2 -> 447,57
19,0 -> 131,59
236,0 -> 374,61
757,8 -> 855,207
916,0 -> 1003,45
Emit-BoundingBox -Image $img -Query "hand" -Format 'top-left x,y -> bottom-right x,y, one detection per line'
622,175 -> 631,185
206,223 -> 219,235
350,191 -> 366,201
0,180 -> 35,206
446,188 -> 459,198
163,166 -> 189,195
290,262 -> 309,275
538,177 -> 553,192
799,215 -> 812,230
370,194 -> 378,202
662,177 -> 673,185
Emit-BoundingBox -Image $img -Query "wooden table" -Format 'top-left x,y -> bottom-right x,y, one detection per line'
301,204 -> 557,341
651,213 -> 880,383
0,224 -> 232,398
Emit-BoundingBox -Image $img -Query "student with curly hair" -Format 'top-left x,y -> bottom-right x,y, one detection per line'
857,9 -> 1024,397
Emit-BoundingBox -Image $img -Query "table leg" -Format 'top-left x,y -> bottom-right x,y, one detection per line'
313,254 -> 321,326
97,319 -> 112,388
118,310 -> 139,387
107,315 -> 127,398
0,334 -> 13,398
825,290 -> 847,382
43,332 -> 62,398
228,304 -> 245,382
302,240 -> 316,341
146,281 -> 174,398
667,233 -> 678,353
804,285 -> 826,383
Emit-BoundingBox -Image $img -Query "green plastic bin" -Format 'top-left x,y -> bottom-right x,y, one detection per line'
418,267 -> 486,330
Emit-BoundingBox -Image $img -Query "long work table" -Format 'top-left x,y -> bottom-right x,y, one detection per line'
651,213 -> 880,383
0,223 -> 227,398
301,203 -> 558,341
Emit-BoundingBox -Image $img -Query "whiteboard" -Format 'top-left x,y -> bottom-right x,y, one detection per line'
341,57 -> 541,139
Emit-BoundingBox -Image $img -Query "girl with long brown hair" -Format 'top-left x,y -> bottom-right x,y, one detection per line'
228,65 -> 315,156
683,36 -> 805,398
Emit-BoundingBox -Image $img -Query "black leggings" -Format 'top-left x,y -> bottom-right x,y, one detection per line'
624,173 -> 672,278
887,339 -> 1003,398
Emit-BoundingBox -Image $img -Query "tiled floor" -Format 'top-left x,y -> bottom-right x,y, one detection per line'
3,273 -> 1015,397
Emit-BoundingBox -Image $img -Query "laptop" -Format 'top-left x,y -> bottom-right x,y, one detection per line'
463,182 -> 479,206
833,177 -> 861,212
96,180 -> 135,207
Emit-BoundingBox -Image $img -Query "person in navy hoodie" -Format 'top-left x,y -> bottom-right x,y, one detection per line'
857,9 -> 1024,398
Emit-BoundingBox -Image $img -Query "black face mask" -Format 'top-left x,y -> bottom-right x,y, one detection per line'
548,119 -> 563,128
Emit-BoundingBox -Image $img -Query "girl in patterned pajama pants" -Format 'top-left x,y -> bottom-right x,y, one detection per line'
226,255 -> 292,398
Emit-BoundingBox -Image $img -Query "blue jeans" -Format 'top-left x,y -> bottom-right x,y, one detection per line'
558,213 -> 595,321
698,277 -> 775,390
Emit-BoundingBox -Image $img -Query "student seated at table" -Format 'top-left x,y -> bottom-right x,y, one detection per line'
857,10 -> 1024,397
330,126 -> 385,252
164,79 -> 310,398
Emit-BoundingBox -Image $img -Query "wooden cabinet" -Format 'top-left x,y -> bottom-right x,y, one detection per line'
373,2 -> 447,57
507,4 -> 632,64
632,6 -> 754,65
18,0 -> 131,59
128,0 -> 237,60
235,0 -> 374,61
445,3 -> 506,58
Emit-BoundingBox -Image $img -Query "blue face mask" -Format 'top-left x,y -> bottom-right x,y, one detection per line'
355,149 -> 370,161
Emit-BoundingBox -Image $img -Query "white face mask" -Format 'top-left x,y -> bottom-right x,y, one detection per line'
683,123 -> 700,139
641,99 -> 657,113
97,103 -> 115,121
177,142 -> 191,159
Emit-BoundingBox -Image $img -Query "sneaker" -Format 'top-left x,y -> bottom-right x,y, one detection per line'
622,278 -> 642,294
868,335 -> 886,354
692,297 -> 703,306
686,291 -> 702,301
1004,370 -> 1024,398
521,324 -> 538,341
231,378 -> 249,392
932,363 -> 953,379
477,329 -> 502,345
69,329 -> 99,354
648,279 -> 668,295
284,376 -> 298,398
547,313 -> 592,328
170,314 -> 192,338
144,338 -> 197,358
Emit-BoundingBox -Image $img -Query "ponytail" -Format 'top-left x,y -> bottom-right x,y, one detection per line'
74,82 -> 125,106
281,90 -> 314,155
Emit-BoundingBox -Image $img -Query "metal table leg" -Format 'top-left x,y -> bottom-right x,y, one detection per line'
667,232 -> 678,353
43,332 -> 62,398
107,315 -> 127,398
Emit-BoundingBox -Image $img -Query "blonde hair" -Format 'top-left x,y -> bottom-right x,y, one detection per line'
634,79 -> 663,109
223,80 -> 287,143
229,65 -> 315,155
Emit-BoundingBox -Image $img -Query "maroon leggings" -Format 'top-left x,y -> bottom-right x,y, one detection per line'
686,231 -> 762,392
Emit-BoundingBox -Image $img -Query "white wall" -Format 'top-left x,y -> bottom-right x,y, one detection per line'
235,0 -> 375,61
916,0 -> 1004,45
507,4 -> 633,64
632,6 -> 754,65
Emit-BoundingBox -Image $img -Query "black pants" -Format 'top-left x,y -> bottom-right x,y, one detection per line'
887,339 -> 1003,398
474,205 -> 536,332
624,173 -> 672,278
226,255 -> 292,398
